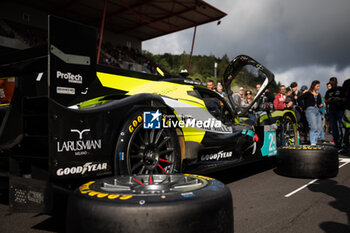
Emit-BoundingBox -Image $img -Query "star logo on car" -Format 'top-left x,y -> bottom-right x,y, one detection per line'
151,110 -> 161,122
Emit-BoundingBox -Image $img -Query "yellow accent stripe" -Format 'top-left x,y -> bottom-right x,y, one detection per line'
97,72 -> 207,143
97,72 -> 206,108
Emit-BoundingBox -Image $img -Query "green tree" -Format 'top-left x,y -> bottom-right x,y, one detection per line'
142,50 -> 281,93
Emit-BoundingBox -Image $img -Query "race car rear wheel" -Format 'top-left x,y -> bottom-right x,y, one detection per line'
276,145 -> 338,178
277,114 -> 298,147
66,174 -> 233,233
116,109 -> 181,175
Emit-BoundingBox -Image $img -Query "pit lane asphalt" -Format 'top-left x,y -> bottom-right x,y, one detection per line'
0,155 -> 349,233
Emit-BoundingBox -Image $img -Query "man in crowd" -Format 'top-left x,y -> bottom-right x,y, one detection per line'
263,88 -> 275,103
324,82 -> 332,135
325,77 -> 345,148
290,82 -> 301,106
342,78 -> 350,152
230,86 -> 245,107
0,77 -> 15,104
256,83 -> 274,101
206,80 -> 216,90
256,83 -> 261,93
300,85 -> 308,94
216,83 -> 227,99
284,96 -> 294,110
274,85 -> 287,110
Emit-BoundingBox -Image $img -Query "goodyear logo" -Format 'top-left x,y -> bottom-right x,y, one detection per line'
129,115 -> 143,133
184,174 -> 214,181
282,145 -> 322,150
79,181 -> 133,200
143,110 -> 161,129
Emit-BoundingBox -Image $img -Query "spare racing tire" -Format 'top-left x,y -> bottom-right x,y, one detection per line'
276,145 -> 339,178
66,174 -> 233,233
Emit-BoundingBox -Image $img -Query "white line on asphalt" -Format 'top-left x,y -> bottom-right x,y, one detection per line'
284,158 -> 350,198
284,179 -> 318,198
339,158 -> 350,168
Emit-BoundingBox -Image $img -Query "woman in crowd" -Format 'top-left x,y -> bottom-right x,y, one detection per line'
298,80 -> 323,145
242,90 -> 258,122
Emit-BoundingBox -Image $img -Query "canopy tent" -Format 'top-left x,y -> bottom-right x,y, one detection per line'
13,0 -> 227,41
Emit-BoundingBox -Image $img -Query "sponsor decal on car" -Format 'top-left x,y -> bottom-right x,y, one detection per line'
56,86 -> 75,95
57,129 -> 102,156
200,151 -> 233,161
27,191 -> 45,204
119,152 -> 124,161
13,188 -> 27,204
56,71 -> 83,84
56,162 -> 108,176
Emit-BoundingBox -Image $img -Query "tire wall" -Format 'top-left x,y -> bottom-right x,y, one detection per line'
277,146 -> 339,178
66,175 -> 233,233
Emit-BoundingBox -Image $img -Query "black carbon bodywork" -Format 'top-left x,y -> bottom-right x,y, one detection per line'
0,16 -> 296,213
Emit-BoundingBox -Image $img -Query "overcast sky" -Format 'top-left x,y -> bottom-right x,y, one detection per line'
142,0 -> 350,95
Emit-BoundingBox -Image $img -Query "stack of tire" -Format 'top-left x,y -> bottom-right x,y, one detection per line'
276,145 -> 339,178
66,174 -> 233,233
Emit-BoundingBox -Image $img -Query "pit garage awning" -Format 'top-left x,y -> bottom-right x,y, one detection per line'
14,0 -> 227,41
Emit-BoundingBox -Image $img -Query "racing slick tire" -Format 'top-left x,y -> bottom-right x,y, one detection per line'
66,174 -> 233,233
276,145 -> 339,178
115,108 -> 182,175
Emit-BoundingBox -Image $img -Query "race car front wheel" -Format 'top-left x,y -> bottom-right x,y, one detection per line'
116,109 -> 181,175
277,114 -> 298,147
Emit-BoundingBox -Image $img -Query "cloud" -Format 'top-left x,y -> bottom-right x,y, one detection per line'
142,0 -> 350,84
143,29 -> 192,54
200,0 -> 350,71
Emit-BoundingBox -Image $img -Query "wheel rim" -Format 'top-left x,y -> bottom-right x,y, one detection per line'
127,126 -> 177,175
100,174 -> 208,195
282,119 -> 297,146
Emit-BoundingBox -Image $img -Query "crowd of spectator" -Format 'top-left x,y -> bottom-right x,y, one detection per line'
0,19 -> 159,75
100,42 -> 159,74
204,77 -> 350,152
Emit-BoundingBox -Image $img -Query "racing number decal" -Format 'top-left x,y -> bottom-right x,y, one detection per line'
129,115 -> 143,133
261,131 -> 277,156
268,133 -> 276,152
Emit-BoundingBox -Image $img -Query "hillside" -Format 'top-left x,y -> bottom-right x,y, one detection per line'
143,51 -> 280,94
